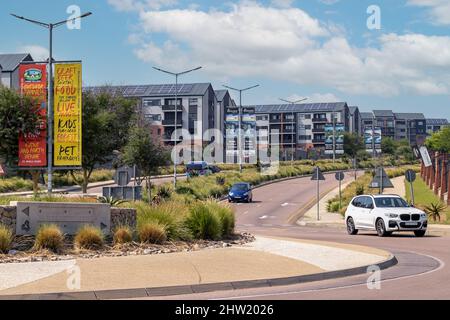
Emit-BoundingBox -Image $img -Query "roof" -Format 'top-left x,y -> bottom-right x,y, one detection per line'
214,90 -> 228,102
360,112 -> 374,120
251,102 -> 348,114
373,110 -> 394,117
394,113 -> 425,120
84,83 -> 212,97
349,106 -> 359,115
0,53 -> 33,72
426,119 -> 449,125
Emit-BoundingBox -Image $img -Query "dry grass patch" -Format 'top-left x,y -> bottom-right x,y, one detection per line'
33,224 -> 64,253
138,222 -> 167,244
74,225 -> 104,250
113,226 -> 133,245
0,224 -> 13,254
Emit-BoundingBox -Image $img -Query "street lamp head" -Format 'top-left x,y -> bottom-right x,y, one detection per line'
81,12 -> 93,18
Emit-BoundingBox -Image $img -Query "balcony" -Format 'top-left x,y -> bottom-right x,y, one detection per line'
162,119 -> 183,126
312,139 -> 325,144
312,118 -> 327,123
162,105 -> 183,112
312,128 -> 325,133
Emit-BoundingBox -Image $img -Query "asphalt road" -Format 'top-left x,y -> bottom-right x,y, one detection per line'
165,172 -> 450,300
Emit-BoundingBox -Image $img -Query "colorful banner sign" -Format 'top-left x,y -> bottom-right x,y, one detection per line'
54,63 -> 82,166
18,64 -> 47,167
365,127 -> 382,154
325,123 -> 345,155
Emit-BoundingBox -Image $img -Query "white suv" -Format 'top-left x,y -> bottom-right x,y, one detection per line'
345,194 -> 428,237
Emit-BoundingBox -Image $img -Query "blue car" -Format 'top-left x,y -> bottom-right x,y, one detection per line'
228,183 -> 253,203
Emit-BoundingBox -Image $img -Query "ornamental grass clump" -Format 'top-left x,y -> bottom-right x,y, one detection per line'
113,226 -> 133,245
0,224 -> 13,254
185,202 -> 221,240
74,225 -> 104,250
138,222 -> 167,244
204,200 -> 235,237
34,224 -> 64,253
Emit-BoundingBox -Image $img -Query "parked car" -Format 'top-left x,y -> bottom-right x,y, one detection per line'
186,161 -> 211,178
208,165 -> 221,173
228,183 -> 253,203
345,194 -> 428,237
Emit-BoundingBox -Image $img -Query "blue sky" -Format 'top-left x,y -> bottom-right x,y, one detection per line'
1,0 -> 450,118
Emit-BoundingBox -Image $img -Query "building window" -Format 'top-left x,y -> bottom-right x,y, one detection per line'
299,135 -> 311,141
189,98 -> 198,106
304,114 -> 311,120
144,114 -> 161,122
285,114 -> 295,120
143,99 -> 161,107
305,125 -> 312,130
418,121 -> 424,126
256,115 -> 268,121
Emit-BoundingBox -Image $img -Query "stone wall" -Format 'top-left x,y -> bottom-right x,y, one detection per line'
0,205 -> 136,235
110,207 -> 137,232
0,206 -> 16,232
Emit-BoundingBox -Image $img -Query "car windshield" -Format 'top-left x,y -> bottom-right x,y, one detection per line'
231,184 -> 248,192
375,197 -> 409,208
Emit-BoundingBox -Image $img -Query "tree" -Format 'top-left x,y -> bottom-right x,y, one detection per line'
426,126 -> 450,153
381,137 -> 396,155
0,86 -> 42,192
69,90 -> 137,193
343,133 -> 364,158
122,126 -> 169,203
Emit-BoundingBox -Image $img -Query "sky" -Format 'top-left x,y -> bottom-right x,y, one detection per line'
1,0 -> 450,117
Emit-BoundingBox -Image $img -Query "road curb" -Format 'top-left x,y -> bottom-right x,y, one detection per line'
0,254 -> 397,300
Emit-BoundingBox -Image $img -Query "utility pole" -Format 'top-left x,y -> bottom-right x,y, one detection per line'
332,112 -> 337,163
224,85 -> 259,173
11,12 -> 92,194
153,66 -> 202,188
279,97 -> 308,166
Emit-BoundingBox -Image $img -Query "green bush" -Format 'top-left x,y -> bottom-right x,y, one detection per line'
185,202 -> 221,240
34,224 -> 64,253
0,224 -> 13,254
205,200 -> 235,237
138,222 -> 167,244
0,177 -> 34,193
74,225 -> 104,250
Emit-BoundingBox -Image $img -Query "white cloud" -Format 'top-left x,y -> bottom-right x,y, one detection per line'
407,0 -> 450,25
125,2 -> 450,97
18,45 -> 49,61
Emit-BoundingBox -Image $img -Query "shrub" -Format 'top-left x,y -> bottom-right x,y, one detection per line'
97,196 -> 128,206
185,202 -> 221,240
424,202 -> 447,222
216,175 -> 226,185
205,200 -> 235,237
138,222 -> 167,244
74,225 -> 104,250
327,200 -> 341,213
0,224 -> 13,254
156,185 -> 172,200
34,224 -> 64,253
135,201 -> 191,240
113,226 -> 133,245
355,184 -> 365,196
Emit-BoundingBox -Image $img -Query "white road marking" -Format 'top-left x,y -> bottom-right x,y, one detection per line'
281,203 -> 289,207
259,215 -> 268,220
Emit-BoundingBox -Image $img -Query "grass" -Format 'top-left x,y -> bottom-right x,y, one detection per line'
204,200 -> 235,237
113,226 -> 133,245
74,225 -> 104,250
138,222 -> 167,244
0,224 -> 13,254
405,177 -> 450,224
0,177 -> 34,193
33,224 -> 64,253
185,202 -> 222,240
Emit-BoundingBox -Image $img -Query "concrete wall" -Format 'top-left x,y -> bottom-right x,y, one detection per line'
0,205 -> 136,236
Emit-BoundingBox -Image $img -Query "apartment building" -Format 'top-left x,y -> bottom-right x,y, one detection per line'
360,110 -> 428,146
253,102 -> 351,160
349,106 -> 360,135
0,53 -> 34,89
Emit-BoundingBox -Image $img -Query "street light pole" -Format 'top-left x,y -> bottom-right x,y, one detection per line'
279,97 -> 308,166
153,66 -> 202,188
223,85 -> 259,173
11,12 -> 92,194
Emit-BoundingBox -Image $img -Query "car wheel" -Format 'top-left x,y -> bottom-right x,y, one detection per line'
346,217 -> 358,235
414,230 -> 426,237
376,219 -> 388,237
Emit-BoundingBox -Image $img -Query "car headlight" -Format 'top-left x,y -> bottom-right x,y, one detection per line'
421,213 -> 427,219
243,192 -> 248,196
385,213 -> 399,218
229,192 -> 233,196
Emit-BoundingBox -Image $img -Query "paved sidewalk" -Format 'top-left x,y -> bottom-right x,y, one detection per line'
0,236 -> 390,297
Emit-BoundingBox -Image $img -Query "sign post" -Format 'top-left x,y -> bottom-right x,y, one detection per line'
405,169 -> 417,206
311,167 -> 326,221
335,171 -> 345,210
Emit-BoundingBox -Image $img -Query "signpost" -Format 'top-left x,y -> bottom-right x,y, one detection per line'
311,167 -> 326,221
369,167 -> 394,194
335,171 -> 345,210
405,169 -> 417,206
419,146 -> 432,168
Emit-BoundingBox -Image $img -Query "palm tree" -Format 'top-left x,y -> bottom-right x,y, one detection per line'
423,202 -> 447,222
